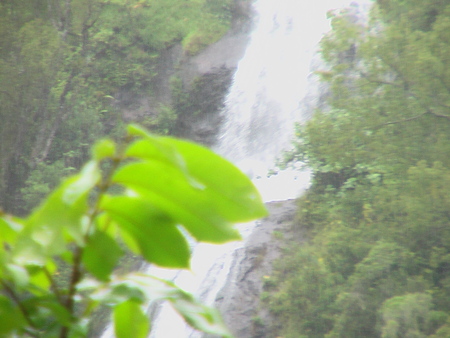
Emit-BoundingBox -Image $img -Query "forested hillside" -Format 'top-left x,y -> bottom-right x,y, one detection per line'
0,0 -> 235,214
266,1 -> 450,337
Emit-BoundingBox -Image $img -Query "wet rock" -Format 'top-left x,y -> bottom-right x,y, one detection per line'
204,199 -> 302,338
116,0 -> 253,145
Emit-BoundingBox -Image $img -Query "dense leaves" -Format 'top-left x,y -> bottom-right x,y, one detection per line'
0,125 -> 267,337
0,0 -> 235,213
268,1 -> 450,337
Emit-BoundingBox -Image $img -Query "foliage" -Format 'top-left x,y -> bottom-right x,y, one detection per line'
0,124 -> 267,337
0,0 -> 235,214
20,161 -> 69,211
268,1 -> 450,337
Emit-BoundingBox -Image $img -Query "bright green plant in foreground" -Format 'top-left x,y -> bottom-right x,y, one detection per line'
0,124 -> 267,337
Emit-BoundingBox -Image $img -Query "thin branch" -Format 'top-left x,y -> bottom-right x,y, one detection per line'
359,72 -> 402,88
59,246 -> 83,338
437,102 -> 450,110
377,55 -> 450,113
369,109 -> 450,130
369,111 -> 427,129
84,2 -> 105,31
428,109 -> 450,120
84,135 -> 132,236
58,136 -> 131,338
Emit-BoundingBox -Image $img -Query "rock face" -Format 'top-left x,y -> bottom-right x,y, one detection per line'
204,199 -> 301,338
118,0 -> 254,146
172,66 -> 236,146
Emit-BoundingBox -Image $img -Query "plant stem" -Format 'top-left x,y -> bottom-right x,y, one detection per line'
59,245 -> 83,338
58,136 -> 131,338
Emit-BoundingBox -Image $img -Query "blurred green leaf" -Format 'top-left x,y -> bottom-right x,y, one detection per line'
126,138 -> 187,175
0,295 -> 25,335
113,300 -> 150,338
125,273 -> 232,336
159,137 -> 267,221
126,127 -> 267,223
127,124 -> 152,138
28,260 -> 56,291
113,162 -> 241,243
92,139 -> 116,161
172,295 -> 233,337
0,215 -> 23,244
6,263 -> 29,288
82,230 -> 123,281
111,283 -> 146,304
13,161 -> 100,265
101,196 -> 190,268
40,299 -> 72,326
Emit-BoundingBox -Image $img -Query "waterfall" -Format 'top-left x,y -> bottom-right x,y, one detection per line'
215,0 -> 371,202
101,1 -> 370,337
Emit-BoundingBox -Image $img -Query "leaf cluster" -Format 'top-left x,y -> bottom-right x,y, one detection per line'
0,125 -> 267,337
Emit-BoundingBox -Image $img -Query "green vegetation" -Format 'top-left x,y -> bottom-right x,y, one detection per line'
267,1 -> 450,337
0,124 -> 267,337
0,2 -> 256,336
0,0 -> 235,214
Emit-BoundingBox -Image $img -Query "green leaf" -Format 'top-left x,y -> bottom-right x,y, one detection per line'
0,215 -> 24,244
92,139 -> 116,160
61,161 -> 101,206
0,216 -> 23,279
126,127 -> 267,223
159,137 -> 267,221
120,126 -> 267,242
40,300 -> 72,326
101,196 -> 190,268
28,261 -> 56,291
113,162 -> 241,243
13,161 -> 100,265
171,296 -> 233,337
0,295 -> 25,335
118,227 -> 141,255
126,138 -> 187,175
12,236 -> 47,267
113,300 -> 150,338
6,263 -> 29,288
104,273 -> 233,337
82,230 -> 123,281
105,283 -> 146,305
127,124 -> 153,138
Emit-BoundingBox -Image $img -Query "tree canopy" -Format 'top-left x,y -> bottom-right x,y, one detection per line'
0,0 -> 235,214
267,1 -> 450,337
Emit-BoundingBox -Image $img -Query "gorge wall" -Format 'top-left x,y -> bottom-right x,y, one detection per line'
117,0 -> 254,146
204,199 -> 301,338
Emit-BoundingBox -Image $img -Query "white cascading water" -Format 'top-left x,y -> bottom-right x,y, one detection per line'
102,1 -> 370,337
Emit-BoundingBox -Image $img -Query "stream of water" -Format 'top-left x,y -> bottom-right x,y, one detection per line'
101,1 -> 369,337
